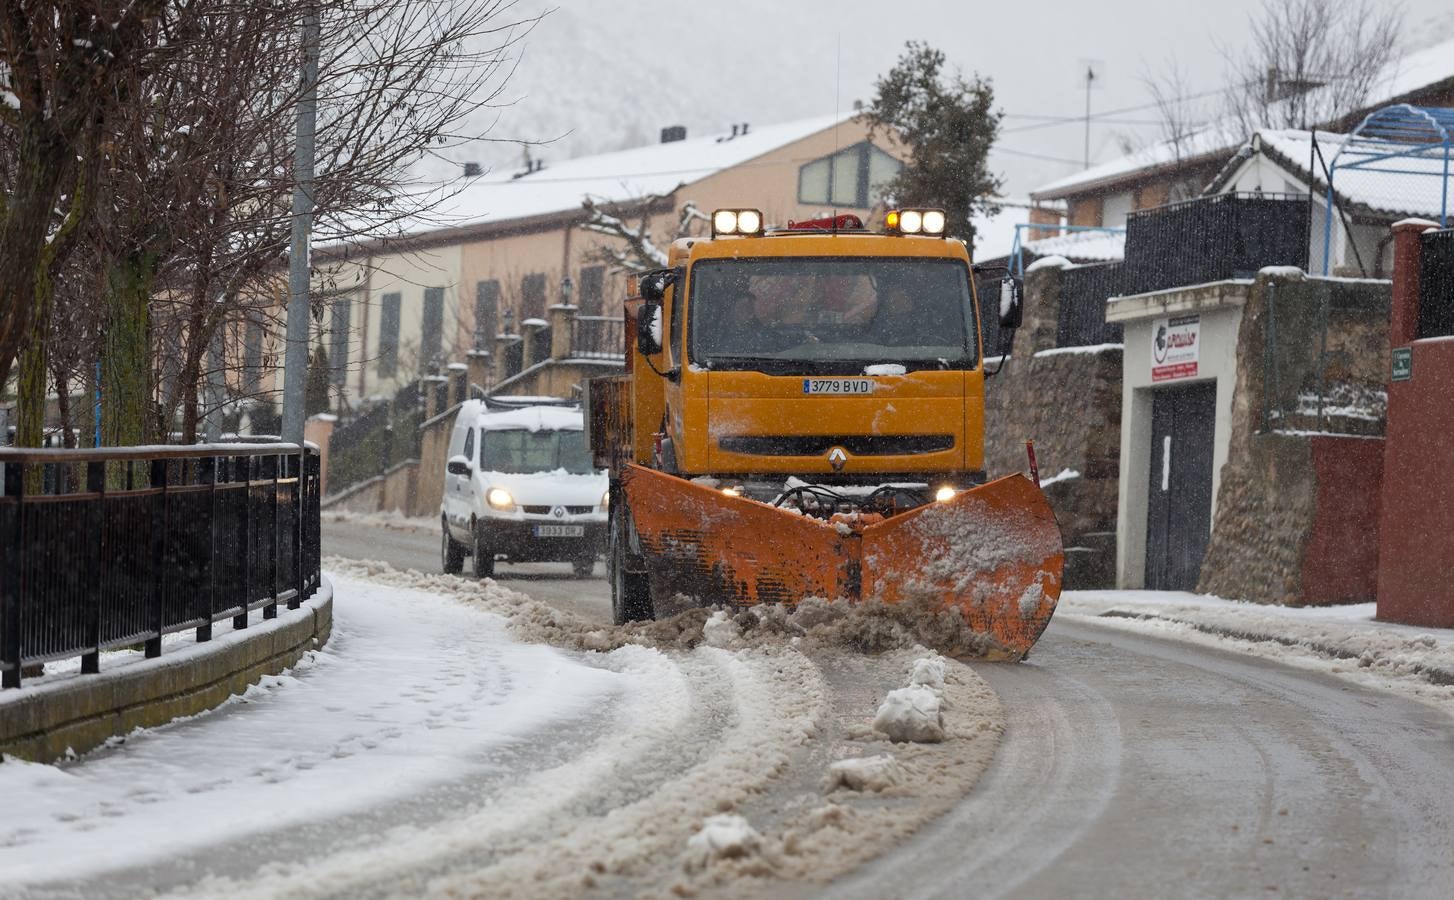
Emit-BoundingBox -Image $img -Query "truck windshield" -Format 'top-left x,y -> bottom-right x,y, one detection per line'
479,428 -> 595,474
687,257 -> 978,372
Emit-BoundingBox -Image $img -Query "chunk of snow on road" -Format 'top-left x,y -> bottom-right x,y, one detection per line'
873,685 -> 944,743
908,656 -> 946,689
825,755 -> 905,792
864,363 -> 906,376
685,814 -> 764,871
702,609 -> 742,648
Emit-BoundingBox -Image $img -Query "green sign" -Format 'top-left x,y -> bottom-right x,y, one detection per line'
1392,347 -> 1413,382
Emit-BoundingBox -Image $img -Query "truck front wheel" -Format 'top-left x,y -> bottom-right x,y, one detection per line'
608,503 -> 653,625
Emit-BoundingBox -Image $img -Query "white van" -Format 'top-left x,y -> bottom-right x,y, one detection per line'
441,400 -> 608,578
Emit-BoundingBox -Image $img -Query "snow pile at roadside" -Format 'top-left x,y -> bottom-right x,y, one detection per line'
322,556 -> 1015,660
1062,591 -> 1454,713
321,508 -> 436,533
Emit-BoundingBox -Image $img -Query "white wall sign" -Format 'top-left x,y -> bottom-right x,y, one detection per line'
1152,314 -> 1200,382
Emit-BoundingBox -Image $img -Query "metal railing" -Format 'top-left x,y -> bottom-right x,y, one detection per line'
1057,262 -> 1126,348
327,384 -> 424,496
1418,228 -> 1454,338
572,316 -> 625,359
0,443 -> 322,688
1123,192 -> 1312,296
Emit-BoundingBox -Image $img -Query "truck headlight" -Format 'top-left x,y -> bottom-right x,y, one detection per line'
934,485 -> 957,503
487,487 -> 514,510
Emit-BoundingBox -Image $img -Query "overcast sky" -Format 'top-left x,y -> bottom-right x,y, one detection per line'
463,0 -> 1454,197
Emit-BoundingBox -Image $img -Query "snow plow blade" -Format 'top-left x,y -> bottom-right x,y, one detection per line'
621,465 -> 1063,659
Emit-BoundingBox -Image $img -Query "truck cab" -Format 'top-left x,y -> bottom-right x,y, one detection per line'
635,209 -> 988,500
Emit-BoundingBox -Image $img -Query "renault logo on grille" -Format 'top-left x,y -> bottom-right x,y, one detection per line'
827,447 -> 848,472
553,506 -> 566,518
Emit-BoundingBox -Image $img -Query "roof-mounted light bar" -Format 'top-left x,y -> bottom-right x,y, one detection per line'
885,208 -> 947,236
711,208 -> 764,237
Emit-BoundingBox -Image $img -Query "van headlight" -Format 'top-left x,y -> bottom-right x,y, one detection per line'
600,490 -> 610,511
487,487 -> 514,510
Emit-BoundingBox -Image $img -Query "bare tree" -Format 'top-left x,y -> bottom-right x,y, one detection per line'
6,0 -> 538,444
1221,0 -> 1403,134
0,0 -> 177,450
1140,59 -> 1210,201
579,193 -> 709,273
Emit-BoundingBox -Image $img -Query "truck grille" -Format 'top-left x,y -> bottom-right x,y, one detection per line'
717,435 -> 955,457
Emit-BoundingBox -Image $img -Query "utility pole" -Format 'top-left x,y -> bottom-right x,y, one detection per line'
281,7 -> 320,445
1083,64 -> 1096,170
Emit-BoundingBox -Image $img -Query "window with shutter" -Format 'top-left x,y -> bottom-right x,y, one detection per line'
378,292 -> 402,377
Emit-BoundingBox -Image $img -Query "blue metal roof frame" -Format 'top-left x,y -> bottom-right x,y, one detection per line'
1322,105 -> 1453,273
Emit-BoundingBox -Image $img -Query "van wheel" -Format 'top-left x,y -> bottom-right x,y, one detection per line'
473,524 -> 495,579
608,505 -> 653,625
442,523 -> 464,575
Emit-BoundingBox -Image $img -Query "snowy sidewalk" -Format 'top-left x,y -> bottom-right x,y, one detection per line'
1060,590 -> 1454,713
0,573 -> 630,892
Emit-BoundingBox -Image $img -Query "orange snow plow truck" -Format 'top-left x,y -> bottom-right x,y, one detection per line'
585,208 -> 1063,659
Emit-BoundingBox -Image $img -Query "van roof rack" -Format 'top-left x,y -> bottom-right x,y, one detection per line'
481,395 -> 578,411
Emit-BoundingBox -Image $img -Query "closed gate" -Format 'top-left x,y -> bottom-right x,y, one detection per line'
1145,382 -> 1216,590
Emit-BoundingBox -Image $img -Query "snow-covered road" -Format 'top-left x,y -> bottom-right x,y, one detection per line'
827,617 -> 1454,899
0,575 -> 633,897
6,516 -> 1454,899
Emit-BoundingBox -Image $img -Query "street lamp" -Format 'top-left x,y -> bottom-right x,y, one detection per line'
561,275 -> 574,306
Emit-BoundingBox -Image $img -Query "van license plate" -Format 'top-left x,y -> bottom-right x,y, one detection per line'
803,378 -> 873,395
534,524 -> 584,538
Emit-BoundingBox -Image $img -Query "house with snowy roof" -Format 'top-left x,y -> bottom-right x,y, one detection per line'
286,114 -> 906,413
1026,35 -> 1454,252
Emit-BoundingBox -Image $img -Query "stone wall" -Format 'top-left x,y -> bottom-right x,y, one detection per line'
984,262 -> 1123,587
1198,270 -> 1389,604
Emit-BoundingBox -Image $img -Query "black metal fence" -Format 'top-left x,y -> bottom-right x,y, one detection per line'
0,444 -> 322,688
572,316 -> 625,359
1122,192 -> 1312,296
1419,228 -> 1454,338
1057,262 -> 1126,347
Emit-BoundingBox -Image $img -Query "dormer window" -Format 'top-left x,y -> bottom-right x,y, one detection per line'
798,142 -> 902,208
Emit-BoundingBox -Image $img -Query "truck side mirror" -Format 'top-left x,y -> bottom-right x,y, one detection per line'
998,277 -> 1024,330
447,455 -> 472,476
639,268 -> 677,303
636,301 -> 663,356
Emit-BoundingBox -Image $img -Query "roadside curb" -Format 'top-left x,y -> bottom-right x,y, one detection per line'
1095,608 -> 1454,687
0,579 -> 334,763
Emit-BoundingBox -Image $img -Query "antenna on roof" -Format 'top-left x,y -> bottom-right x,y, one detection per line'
1079,59 -> 1104,169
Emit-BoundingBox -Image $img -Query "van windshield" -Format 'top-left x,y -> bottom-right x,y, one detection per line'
479,428 -> 594,475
